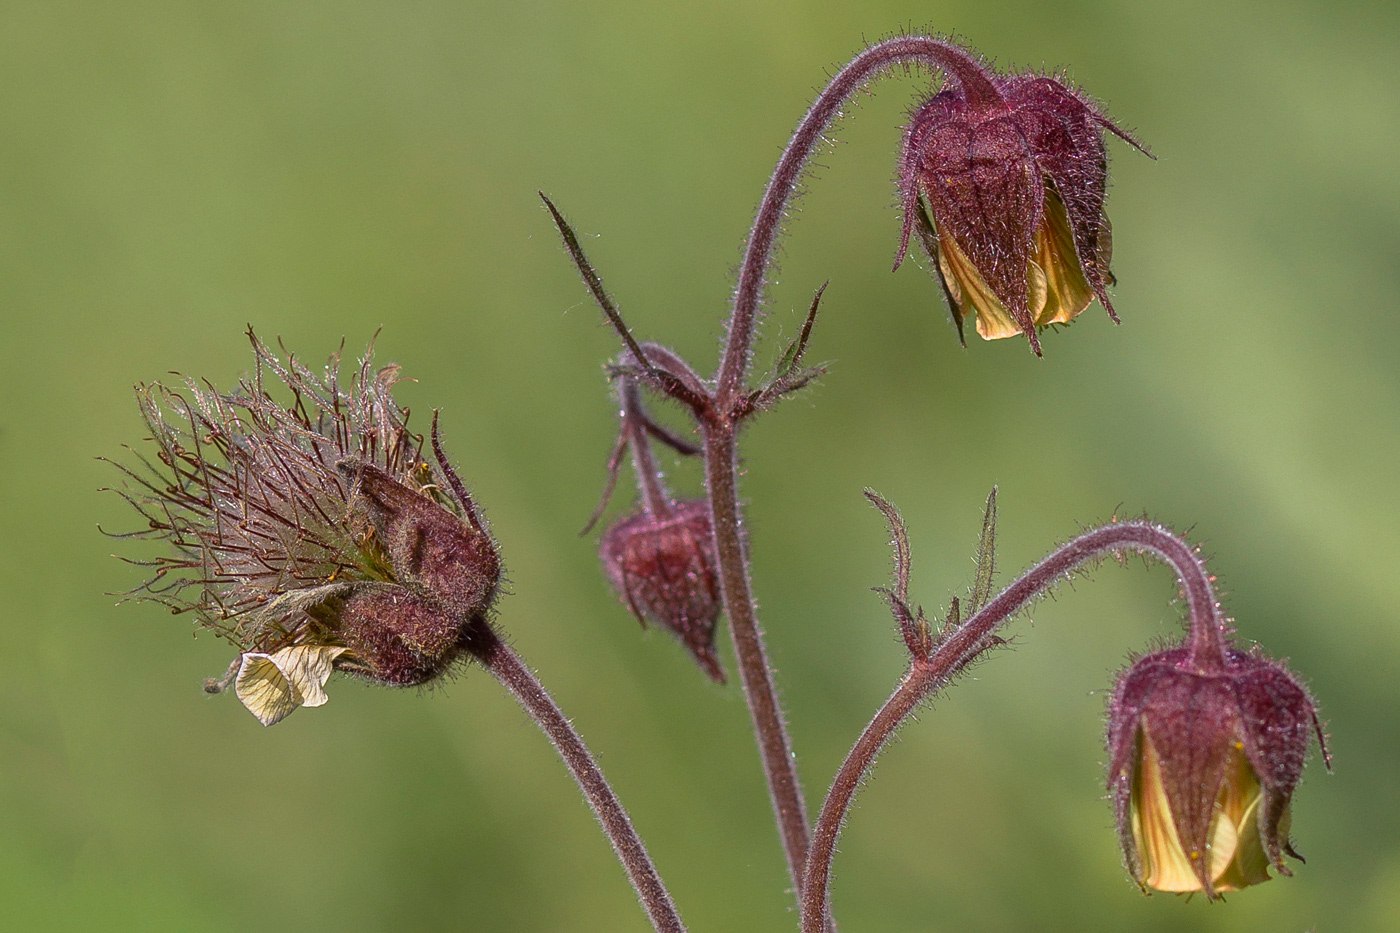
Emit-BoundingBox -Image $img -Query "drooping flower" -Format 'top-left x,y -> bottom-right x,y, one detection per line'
600,499 -> 724,683
1105,645 -> 1329,896
112,330 -> 500,724
895,44 -> 1151,354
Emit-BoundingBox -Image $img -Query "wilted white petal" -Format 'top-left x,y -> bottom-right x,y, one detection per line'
233,645 -> 348,725
234,653 -> 300,726
269,644 -> 348,708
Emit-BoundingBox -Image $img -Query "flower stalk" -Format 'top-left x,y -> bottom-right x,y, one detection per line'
800,518 -> 1240,932
706,37 -> 1055,907
549,33 -> 1148,921
468,624 -> 687,933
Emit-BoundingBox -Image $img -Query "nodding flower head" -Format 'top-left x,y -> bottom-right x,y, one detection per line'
1105,644 -> 1329,897
895,44 -> 1150,355
600,499 -> 724,684
112,330 -> 500,724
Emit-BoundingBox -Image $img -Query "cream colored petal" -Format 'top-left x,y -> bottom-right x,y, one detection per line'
268,644 -> 348,709
233,645 -> 348,726
234,653 -> 302,727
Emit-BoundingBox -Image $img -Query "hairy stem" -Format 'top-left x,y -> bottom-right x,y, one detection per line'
698,39 -> 1006,925
702,427 -> 818,905
688,36 -> 1008,924
800,520 -> 1225,931
471,625 -> 686,933
622,381 -> 673,519
802,666 -> 932,933
716,36 -> 1003,406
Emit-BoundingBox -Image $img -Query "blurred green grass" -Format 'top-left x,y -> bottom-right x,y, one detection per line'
3,1 -> 1396,929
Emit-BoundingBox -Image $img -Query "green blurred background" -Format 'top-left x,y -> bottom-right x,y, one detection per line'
3,1 -> 1395,929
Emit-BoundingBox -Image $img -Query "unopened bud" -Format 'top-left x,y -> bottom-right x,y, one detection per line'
896,47 -> 1149,354
1105,644 -> 1328,897
600,500 -> 724,683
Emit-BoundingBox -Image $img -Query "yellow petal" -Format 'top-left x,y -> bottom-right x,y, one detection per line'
1206,802 -> 1241,884
1131,733 -> 1276,895
1213,793 -> 1275,891
233,645 -> 348,726
934,220 -> 1053,341
1211,748 -> 1274,892
1132,732 -> 1208,892
1033,192 -> 1095,327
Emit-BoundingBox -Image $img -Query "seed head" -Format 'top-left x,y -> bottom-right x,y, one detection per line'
111,330 -> 500,723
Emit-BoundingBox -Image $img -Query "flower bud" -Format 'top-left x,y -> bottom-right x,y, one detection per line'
600,500 -> 724,683
1105,645 -> 1328,897
896,55 -> 1148,354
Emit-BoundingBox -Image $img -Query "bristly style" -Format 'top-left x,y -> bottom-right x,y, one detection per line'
109,329 -> 500,724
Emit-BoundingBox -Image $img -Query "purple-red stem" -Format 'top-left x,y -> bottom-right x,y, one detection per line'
704,36 -> 1007,919
472,626 -> 686,933
716,36 -> 1002,406
702,427 -> 814,891
622,382 -> 673,519
799,521 -> 1226,932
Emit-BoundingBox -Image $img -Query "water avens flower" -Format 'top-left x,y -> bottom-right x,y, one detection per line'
1106,645 -> 1329,897
112,330 -> 500,724
600,499 -> 724,683
894,44 -> 1151,354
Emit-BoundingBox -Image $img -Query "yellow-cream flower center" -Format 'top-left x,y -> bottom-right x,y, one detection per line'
1130,732 -> 1274,893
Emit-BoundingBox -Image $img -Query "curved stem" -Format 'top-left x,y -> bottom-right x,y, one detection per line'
697,39 -> 1007,926
802,666 -> 933,933
716,36 -> 1004,406
470,625 -> 686,933
800,520 -> 1226,931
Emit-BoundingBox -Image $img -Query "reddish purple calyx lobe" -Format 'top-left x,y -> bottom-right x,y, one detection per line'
1106,645 -> 1329,895
898,61 -> 1145,345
